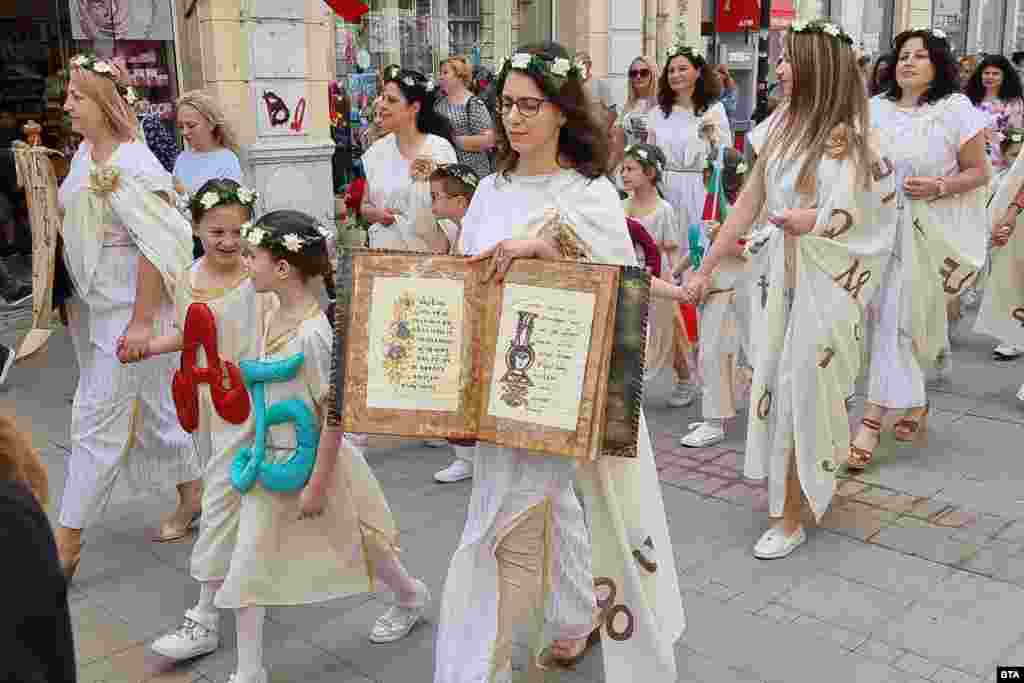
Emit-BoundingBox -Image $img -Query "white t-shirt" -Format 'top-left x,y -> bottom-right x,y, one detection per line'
173,147 -> 244,195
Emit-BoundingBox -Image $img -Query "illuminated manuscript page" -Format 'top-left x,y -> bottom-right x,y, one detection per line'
366,276 -> 464,412
487,284 -> 595,431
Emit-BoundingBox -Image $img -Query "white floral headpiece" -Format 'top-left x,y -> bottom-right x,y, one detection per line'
790,20 -> 854,46
624,145 -> 664,173
192,184 -> 260,214
241,221 -> 332,253
499,53 -> 585,83
906,26 -> 948,41
69,54 -> 138,105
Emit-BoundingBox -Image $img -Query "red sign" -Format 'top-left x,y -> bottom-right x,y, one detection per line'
325,0 -> 369,23
717,0 -> 760,32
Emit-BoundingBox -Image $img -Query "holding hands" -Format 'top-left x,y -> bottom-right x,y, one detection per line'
768,208 -> 817,236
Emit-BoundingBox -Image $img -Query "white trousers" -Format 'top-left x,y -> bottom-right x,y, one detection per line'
59,298 -> 196,529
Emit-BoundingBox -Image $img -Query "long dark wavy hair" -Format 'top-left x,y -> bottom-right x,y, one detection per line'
493,41 -> 609,180
884,30 -> 960,106
383,69 -> 454,144
657,50 -> 722,118
250,210 -> 335,300
964,54 -> 1024,105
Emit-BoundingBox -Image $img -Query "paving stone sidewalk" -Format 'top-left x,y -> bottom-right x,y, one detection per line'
2,310 -> 1023,682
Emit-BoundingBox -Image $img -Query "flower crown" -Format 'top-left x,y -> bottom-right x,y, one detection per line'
241,221 -> 332,253
624,145 -> 664,173
901,26 -> 948,42
434,163 -> 480,190
69,54 -> 138,105
790,20 -> 855,46
402,74 -> 436,93
1007,129 -> 1024,144
193,184 -> 260,213
499,52 -> 585,83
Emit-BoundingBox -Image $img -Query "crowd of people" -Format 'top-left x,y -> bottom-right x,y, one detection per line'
6,17 -> 1024,683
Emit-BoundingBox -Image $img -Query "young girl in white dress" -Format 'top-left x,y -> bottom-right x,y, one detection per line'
152,210 -> 428,683
649,43 -> 731,408
683,20 -> 896,559
621,143 -> 685,388
848,28 -> 990,471
435,42 -> 686,683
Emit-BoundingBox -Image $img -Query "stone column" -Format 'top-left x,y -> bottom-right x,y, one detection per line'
190,0 -> 336,226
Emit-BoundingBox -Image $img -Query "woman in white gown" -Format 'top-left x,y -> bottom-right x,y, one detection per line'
683,21 -> 896,560
649,42 -> 731,409
435,42 -> 685,683
55,54 -> 195,580
361,69 -> 458,254
847,28 -> 989,471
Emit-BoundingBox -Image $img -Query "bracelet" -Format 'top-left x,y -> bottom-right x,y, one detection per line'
934,177 -> 947,199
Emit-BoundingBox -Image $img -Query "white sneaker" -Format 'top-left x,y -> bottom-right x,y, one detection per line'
752,525 -> 806,560
151,607 -> 219,660
1017,383 -> 1024,402
668,382 -> 699,408
434,458 -> 473,483
370,580 -> 430,643
226,668 -> 268,683
424,439 -> 450,448
994,344 -> 1024,360
680,421 -> 726,448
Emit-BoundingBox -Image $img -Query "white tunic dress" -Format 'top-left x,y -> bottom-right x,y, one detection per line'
625,197 -> 679,381
648,101 -> 731,258
362,132 -> 459,252
215,307 -> 399,608
867,95 -> 988,408
57,141 -> 196,528
437,170 -> 685,683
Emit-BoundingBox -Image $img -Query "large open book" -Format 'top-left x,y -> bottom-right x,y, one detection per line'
328,249 -> 649,459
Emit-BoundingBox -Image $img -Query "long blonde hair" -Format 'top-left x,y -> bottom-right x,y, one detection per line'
176,90 -> 240,154
761,28 -> 871,194
625,56 -> 658,112
69,67 -> 137,142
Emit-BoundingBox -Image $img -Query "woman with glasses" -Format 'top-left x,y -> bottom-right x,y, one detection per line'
434,42 -> 685,683
360,69 -> 458,253
847,28 -> 989,472
648,44 -> 730,409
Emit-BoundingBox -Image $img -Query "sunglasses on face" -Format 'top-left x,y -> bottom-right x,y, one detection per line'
629,68 -> 651,79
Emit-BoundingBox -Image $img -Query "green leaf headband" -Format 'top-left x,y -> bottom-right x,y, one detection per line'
241,221 -> 332,253
498,52 -> 586,84
191,184 -> 260,214
624,145 -> 664,174
434,163 -> 480,190
69,54 -> 138,105
790,20 -> 855,46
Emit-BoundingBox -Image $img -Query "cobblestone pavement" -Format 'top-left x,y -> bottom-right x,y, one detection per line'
1,308 -> 1022,682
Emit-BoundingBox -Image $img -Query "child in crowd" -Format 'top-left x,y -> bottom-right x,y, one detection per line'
677,146 -> 754,447
983,129 -> 1024,360
427,163 -> 480,482
140,207 -> 429,682
621,143 -> 695,400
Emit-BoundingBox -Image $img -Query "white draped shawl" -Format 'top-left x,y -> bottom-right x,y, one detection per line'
435,171 -> 684,683
59,142 -> 192,302
744,133 -> 896,520
977,152 -> 1024,346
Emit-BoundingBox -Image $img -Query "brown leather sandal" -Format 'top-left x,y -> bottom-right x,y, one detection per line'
846,417 -> 881,471
535,628 -> 601,671
893,402 -> 929,443
150,509 -> 201,543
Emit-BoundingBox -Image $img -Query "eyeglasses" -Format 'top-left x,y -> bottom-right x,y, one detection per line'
500,96 -> 548,118
628,68 -> 651,79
